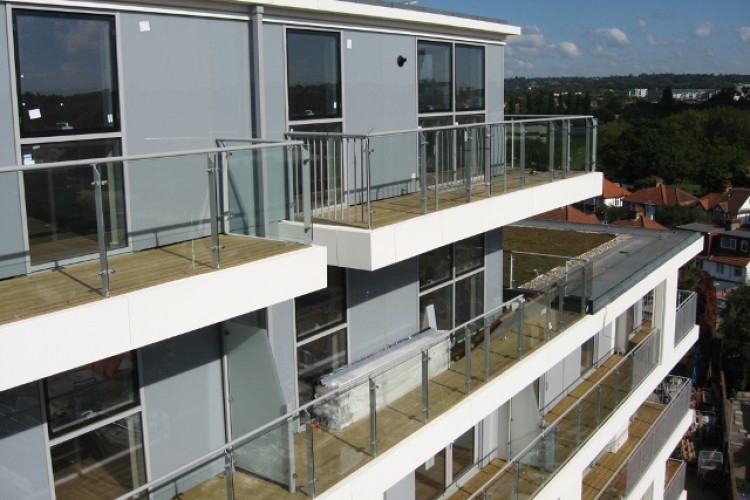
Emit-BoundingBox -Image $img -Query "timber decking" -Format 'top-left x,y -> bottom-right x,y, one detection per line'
0,235 -> 306,326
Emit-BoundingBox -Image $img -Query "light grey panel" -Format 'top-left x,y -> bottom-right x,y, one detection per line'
268,301 -> 298,409
348,259 -> 419,361
479,412 -> 497,466
344,31 -> 418,201
0,6 -> 27,280
343,31 -> 416,134
597,325 -> 614,362
486,45 -> 505,123
564,347 -> 582,388
485,229 -> 503,312
263,23 -> 287,139
225,320 -> 292,488
542,358 -> 565,410
509,382 -> 540,460
385,470 -> 415,500
0,383 -> 52,500
119,13 -> 252,250
141,327 -> 224,481
495,401 -> 510,460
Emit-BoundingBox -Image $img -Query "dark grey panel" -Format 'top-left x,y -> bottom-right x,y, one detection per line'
0,7 -> 27,280
0,382 -> 52,500
486,45 -> 504,123
141,326 -> 224,480
348,259 -> 419,361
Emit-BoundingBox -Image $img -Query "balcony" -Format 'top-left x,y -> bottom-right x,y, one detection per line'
664,459 -> 687,500
675,290 -> 697,347
118,262 -> 593,500
287,117 -> 602,270
0,141 -> 327,391
452,327 -> 662,499
583,376 -> 692,499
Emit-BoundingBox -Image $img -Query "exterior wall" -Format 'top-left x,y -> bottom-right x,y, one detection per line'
262,22 -> 287,139
485,44 -> 505,122
485,228 -> 504,312
0,4 -> 27,280
348,260 -> 419,361
0,382 -> 52,500
119,12 -> 253,250
141,327 -> 225,496
268,301 -> 300,409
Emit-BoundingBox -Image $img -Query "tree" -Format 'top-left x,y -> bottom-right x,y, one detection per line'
661,86 -> 675,106
720,284 -> 750,391
654,204 -> 702,228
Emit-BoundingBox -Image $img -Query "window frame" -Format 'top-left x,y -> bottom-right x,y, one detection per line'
720,237 -> 737,250
12,8 -> 121,139
285,28 -> 343,127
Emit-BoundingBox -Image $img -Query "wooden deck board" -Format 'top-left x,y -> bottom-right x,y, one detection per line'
0,235 -> 306,326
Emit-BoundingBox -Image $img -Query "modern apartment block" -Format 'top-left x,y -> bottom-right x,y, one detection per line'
0,1 -> 703,499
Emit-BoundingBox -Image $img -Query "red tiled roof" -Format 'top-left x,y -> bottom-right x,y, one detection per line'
698,192 -> 722,211
532,206 -> 600,224
602,178 -> 631,199
613,216 -> 668,231
623,183 -> 698,207
706,188 -> 750,215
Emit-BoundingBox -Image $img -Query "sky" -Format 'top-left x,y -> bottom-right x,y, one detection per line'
416,0 -> 750,78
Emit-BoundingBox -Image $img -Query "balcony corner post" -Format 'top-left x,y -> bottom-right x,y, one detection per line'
91,164 -> 111,297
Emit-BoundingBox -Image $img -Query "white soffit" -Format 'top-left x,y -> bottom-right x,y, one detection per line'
242,0 -> 521,37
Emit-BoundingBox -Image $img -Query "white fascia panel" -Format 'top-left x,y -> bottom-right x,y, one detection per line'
244,0 -> 521,37
0,245 -> 327,392
315,172 -> 603,270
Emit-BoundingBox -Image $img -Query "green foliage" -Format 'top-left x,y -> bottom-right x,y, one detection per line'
596,205 -> 628,223
654,204 -> 703,228
721,284 -> 750,391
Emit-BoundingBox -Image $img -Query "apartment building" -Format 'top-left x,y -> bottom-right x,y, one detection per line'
0,1 -> 702,499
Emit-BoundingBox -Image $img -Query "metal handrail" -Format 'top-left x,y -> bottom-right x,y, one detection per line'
468,327 -> 662,499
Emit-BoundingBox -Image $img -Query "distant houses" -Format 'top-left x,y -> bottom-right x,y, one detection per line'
623,182 -> 698,220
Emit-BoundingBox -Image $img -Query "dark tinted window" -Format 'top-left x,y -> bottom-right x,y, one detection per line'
13,10 -> 119,137
295,266 -> 346,340
455,45 -> 485,111
287,30 -> 341,120
418,41 -> 452,113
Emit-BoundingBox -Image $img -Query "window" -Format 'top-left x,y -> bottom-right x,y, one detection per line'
295,266 -> 347,403
720,237 -> 737,250
418,41 -> 452,113
418,41 -> 485,118
455,45 -> 485,111
286,29 -> 341,121
44,353 -> 145,499
13,9 -> 126,266
742,240 -> 748,253
734,267 -> 743,277
717,263 -> 725,274
13,10 -> 119,138
419,234 -> 485,333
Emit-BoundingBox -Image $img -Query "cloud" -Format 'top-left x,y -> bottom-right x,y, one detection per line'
592,44 -> 617,57
556,42 -> 581,58
637,19 -> 646,32
646,35 -> 684,47
509,25 -> 546,48
509,58 -> 534,70
741,26 -> 750,43
693,21 -> 714,37
594,27 -> 629,46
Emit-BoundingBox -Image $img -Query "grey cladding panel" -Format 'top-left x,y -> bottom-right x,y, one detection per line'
263,23 -> 287,139
486,45 -> 505,123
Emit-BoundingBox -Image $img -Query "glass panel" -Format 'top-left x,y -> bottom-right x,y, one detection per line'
420,285 -> 452,331
297,328 -> 347,404
22,139 -> 126,265
455,234 -> 484,276
427,341 -> 462,417
45,352 -> 138,437
418,41 -> 452,113
51,414 -> 145,500
233,417 -> 297,496
456,114 -> 486,125
415,449 -> 446,500
452,427 -> 474,481
581,336 -> 595,373
419,244 -> 452,290
455,273 -> 484,326
287,30 -> 341,120
455,45 -> 484,111
14,10 -> 119,138
419,116 -> 455,182
295,266 -> 346,341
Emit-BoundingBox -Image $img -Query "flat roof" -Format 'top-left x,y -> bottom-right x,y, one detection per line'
677,222 -> 725,234
515,220 -> 702,313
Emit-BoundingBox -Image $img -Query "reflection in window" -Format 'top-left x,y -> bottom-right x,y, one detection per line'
51,414 -> 146,500
13,10 -> 119,138
295,267 -> 346,341
420,286 -> 452,331
456,273 -> 484,326
45,353 -> 138,437
287,30 -> 341,120
420,245 -> 452,290
22,139 -> 127,265
297,329 -> 347,404
418,41 -> 452,113
455,234 -> 484,276
455,45 -> 484,111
